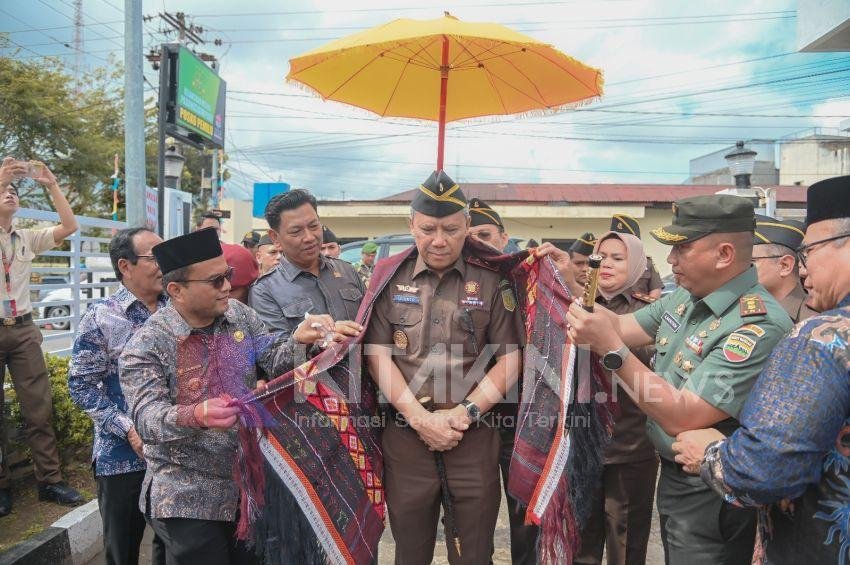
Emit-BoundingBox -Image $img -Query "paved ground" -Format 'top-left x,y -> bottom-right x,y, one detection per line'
88,479 -> 665,565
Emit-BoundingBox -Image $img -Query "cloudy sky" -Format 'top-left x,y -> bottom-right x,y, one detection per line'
4,0 -> 850,200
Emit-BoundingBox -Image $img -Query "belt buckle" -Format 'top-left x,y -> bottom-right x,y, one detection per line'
2,318 -> 15,326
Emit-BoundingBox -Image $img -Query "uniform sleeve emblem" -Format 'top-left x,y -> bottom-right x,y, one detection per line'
722,332 -> 756,362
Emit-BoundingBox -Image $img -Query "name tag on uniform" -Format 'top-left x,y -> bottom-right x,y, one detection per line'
460,297 -> 484,308
392,294 -> 420,304
662,312 -> 681,332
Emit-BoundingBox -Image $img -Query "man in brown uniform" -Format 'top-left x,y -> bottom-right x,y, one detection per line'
0,158 -> 83,516
365,171 -> 522,565
611,214 -> 664,299
752,214 -> 817,323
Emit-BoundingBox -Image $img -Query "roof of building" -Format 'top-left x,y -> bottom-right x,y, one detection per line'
374,183 -> 808,205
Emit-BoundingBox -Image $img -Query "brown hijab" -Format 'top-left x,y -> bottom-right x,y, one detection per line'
593,231 -> 647,301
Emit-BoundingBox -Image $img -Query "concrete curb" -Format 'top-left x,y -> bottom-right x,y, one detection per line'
0,500 -> 102,565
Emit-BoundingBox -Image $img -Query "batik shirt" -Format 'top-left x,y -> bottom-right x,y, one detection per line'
701,294 -> 850,564
119,299 -> 297,521
68,285 -> 168,476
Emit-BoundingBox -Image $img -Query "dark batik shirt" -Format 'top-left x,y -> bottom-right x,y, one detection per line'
69,285 -> 168,476
119,299 -> 297,521
701,294 -> 850,564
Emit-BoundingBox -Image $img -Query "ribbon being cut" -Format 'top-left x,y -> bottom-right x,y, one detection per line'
229,240 -> 616,565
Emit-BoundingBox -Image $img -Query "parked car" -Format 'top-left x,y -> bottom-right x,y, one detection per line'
35,275 -> 70,301
339,234 -> 526,263
37,287 -> 74,330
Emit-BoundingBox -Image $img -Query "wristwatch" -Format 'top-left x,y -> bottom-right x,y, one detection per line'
460,399 -> 481,422
601,345 -> 630,371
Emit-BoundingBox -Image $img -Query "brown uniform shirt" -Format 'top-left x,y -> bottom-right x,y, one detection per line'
632,256 -> 663,297
597,291 -> 657,464
779,283 -> 818,324
366,251 -> 520,408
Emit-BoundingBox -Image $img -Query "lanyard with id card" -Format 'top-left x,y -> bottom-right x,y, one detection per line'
0,234 -> 19,319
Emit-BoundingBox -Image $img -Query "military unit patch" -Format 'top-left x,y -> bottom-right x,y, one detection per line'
723,332 -> 756,362
739,294 -> 767,317
502,288 -> 516,312
392,294 -> 420,304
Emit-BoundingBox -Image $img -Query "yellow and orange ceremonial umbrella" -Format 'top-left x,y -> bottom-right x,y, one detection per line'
288,13 -> 603,170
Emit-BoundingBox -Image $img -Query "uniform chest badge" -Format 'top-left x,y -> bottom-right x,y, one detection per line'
396,285 -> 419,293
658,337 -> 669,346
681,360 -> 695,373
464,281 -> 480,295
709,319 -> 722,331
333,271 -> 342,278
685,334 -> 703,355
698,330 -> 708,339
673,351 -> 683,366
233,330 -> 245,343
676,303 -> 688,316
393,330 -> 409,350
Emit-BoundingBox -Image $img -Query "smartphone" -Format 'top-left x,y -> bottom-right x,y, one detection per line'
26,161 -> 43,178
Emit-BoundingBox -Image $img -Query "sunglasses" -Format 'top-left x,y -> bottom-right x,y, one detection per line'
172,266 -> 234,289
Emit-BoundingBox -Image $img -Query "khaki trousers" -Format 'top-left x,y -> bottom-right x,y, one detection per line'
383,421 -> 501,565
0,320 -> 62,488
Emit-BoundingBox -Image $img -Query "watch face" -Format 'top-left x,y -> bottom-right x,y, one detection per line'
603,352 -> 624,371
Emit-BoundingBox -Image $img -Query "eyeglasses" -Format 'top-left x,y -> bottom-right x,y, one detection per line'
135,254 -> 158,264
796,232 -> 850,268
172,266 -> 234,289
751,255 -> 787,261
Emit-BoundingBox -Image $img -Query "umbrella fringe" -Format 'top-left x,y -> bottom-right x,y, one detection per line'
284,76 -> 604,128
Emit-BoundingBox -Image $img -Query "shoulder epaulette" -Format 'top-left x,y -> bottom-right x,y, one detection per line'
252,265 -> 279,285
632,292 -> 656,304
739,294 -> 767,317
465,255 -> 499,272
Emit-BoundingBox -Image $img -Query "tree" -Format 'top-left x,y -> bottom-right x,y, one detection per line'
0,56 -> 125,215
1,54 -> 232,221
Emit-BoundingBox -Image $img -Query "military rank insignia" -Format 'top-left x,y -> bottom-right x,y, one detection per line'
739,294 -> 767,317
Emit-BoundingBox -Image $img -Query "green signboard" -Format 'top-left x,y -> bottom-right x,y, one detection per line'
173,46 -> 226,148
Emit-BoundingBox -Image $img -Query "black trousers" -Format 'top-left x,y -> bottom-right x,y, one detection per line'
148,515 -> 259,565
96,470 -> 166,565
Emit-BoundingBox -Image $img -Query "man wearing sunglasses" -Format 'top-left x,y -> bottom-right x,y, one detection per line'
672,174 -> 850,564
118,228 -> 351,564
751,214 -> 817,323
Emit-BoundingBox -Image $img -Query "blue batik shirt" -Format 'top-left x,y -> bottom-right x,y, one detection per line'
701,294 -> 850,564
69,285 -> 168,476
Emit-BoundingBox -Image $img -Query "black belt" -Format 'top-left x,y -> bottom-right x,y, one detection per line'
1,313 -> 33,327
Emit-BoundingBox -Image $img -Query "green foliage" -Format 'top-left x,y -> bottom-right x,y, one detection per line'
0,56 -> 125,215
0,55 -> 231,222
5,354 -> 93,456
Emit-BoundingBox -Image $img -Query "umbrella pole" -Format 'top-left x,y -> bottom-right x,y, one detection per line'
436,35 -> 449,172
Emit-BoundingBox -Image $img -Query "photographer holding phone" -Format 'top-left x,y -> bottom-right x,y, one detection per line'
0,157 -> 82,517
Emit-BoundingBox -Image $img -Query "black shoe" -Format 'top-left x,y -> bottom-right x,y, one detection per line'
0,488 -> 11,517
38,481 -> 84,506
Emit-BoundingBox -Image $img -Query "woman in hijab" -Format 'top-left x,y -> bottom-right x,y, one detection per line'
576,231 -> 660,565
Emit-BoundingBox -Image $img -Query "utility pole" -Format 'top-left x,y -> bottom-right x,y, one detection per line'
123,0 -> 147,228
72,0 -> 83,92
